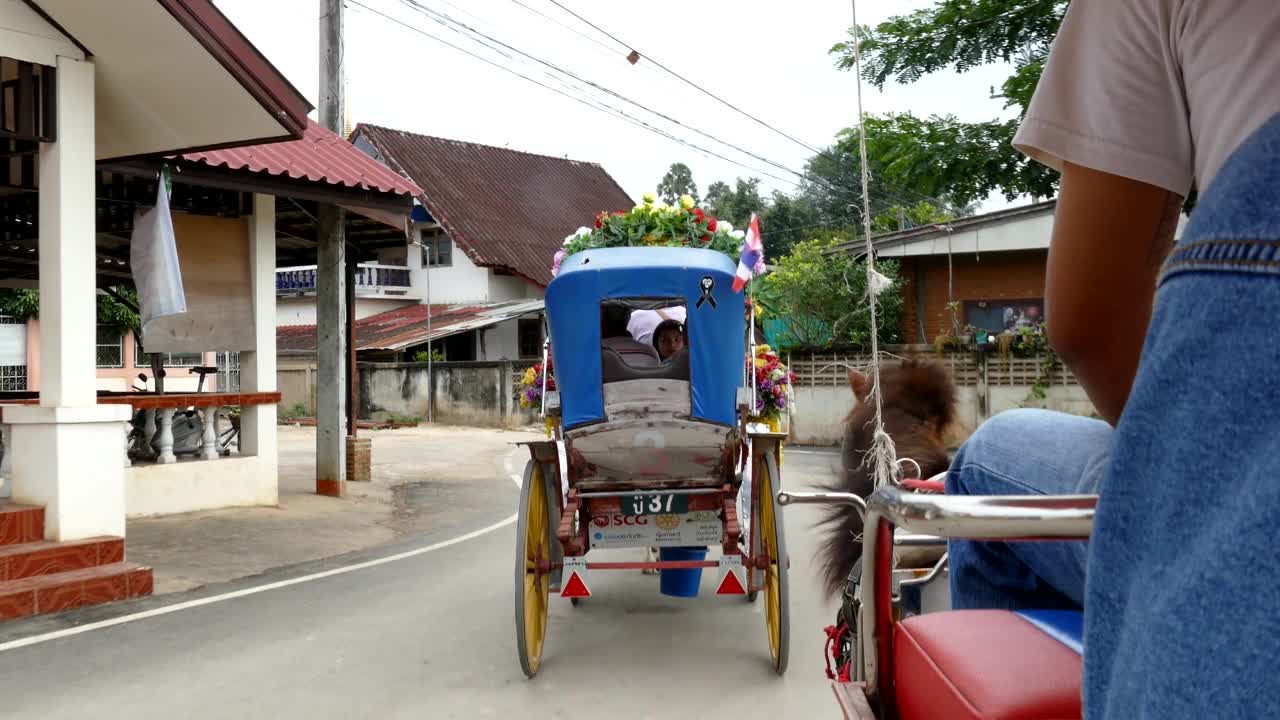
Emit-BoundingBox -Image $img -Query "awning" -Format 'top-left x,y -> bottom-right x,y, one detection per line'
277,300 -> 546,354
27,0 -> 311,160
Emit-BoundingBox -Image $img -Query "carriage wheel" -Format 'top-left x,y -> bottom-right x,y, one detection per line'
515,459 -> 553,678
756,451 -> 790,675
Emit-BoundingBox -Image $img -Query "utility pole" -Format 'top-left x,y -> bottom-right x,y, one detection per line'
316,0 -> 346,497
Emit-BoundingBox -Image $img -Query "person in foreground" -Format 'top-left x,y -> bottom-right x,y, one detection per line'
943,0 -> 1280,715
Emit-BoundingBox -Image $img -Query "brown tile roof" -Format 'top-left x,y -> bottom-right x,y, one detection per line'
277,299 -> 545,354
180,120 -> 422,198
352,124 -> 633,286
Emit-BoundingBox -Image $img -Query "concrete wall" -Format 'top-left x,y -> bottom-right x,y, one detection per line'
357,360 -> 539,428
125,456 -> 277,518
786,349 -> 1097,447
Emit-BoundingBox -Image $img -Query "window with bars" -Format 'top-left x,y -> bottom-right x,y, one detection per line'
420,229 -> 452,267
135,338 -> 203,368
0,315 -> 25,391
96,326 -> 123,368
216,351 -> 240,393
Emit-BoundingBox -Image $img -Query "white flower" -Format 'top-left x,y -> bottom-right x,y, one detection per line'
731,229 -> 745,240
719,221 -> 734,235
563,236 -> 573,246
576,226 -> 592,236
770,368 -> 785,381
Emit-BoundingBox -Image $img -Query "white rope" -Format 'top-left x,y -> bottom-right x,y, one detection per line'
849,0 -> 899,488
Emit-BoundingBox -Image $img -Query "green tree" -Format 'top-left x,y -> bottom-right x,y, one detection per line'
830,0 -> 1069,203
0,287 -> 141,333
0,289 -> 39,321
703,177 -> 765,228
758,191 -> 820,259
763,233 -> 902,350
656,162 -> 699,205
871,200 -> 954,234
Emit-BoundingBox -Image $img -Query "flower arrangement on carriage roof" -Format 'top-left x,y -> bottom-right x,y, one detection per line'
552,192 -> 765,276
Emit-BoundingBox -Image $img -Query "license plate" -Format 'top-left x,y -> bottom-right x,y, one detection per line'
621,493 -> 689,516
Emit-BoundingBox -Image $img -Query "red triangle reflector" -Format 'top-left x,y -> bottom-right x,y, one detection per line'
716,568 -> 746,595
561,570 -> 591,598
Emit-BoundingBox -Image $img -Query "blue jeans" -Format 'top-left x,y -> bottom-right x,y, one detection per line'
946,408 -> 1112,610
1082,113 -> 1280,718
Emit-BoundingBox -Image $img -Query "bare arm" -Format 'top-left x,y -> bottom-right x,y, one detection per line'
1045,161 -> 1183,426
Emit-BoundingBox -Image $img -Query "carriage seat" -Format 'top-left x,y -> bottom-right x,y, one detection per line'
894,609 -> 1082,720
601,346 -> 690,384
602,337 -> 660,367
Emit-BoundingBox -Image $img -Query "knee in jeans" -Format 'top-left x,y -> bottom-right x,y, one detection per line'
954,409 -> 1051,462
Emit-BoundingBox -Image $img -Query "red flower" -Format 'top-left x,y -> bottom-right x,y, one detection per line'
693,208 -> 705,223
595,211 -> 608,229
707,217 -> 718,232
614,210 -> 625,216
700,234 -> 712,243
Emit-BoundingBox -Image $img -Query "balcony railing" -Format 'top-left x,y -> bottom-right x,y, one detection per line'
276,263 -> 413,296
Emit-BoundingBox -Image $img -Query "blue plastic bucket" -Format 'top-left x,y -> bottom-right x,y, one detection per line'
658,546 -> 708,598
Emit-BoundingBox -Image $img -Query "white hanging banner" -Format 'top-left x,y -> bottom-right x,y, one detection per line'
130,171 -> 187,331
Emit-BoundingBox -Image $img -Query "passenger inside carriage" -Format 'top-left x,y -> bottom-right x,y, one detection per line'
940,0 -> 1280,716
600,303 -> 659,367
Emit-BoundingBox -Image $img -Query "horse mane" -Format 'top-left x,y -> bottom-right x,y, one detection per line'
813,357 -> 957,597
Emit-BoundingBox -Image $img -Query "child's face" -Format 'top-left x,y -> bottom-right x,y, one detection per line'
656,327 -> 685,359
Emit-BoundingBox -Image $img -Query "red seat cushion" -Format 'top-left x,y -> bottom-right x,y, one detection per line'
894,610 -> 1082,720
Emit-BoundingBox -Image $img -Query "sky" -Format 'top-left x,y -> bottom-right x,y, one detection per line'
213,0 -> 1024,213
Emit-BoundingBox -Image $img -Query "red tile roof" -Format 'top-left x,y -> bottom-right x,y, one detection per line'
353,124 -> 634,287
179,119 -> 422,198
277,299 -> 544,354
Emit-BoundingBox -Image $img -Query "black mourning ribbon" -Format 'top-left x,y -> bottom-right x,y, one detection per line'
696,275 -> 717,309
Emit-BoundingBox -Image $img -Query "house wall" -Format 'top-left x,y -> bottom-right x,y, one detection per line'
276,296 -> 412,327
126,456 -> 276,518
421,237 -> 492,304
17,323 -> 217,393
898,250 -> 1049,344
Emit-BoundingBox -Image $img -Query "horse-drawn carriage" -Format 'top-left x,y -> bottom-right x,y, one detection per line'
514,245 -> 791,677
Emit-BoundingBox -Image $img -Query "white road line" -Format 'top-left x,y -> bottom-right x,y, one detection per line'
0,473 -> 528,654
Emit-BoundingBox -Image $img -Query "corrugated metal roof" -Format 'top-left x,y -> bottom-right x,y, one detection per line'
277,299 -> 544,354
353,124 -> 634,287
180,119 -> 422,198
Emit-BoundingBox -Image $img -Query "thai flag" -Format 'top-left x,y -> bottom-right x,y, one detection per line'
732,214 -> 763,293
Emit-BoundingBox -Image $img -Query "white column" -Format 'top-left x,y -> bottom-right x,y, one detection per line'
200,407 -> 218,461
37,55 -> 95,407
156,409 -> 176,464
7,55 -> 131,541
240,195 -> 279,502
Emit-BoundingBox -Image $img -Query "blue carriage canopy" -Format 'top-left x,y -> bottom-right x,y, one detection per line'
545,247 -> 746,430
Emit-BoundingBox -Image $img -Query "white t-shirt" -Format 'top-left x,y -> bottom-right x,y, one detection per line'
1014,0 -> 1280,196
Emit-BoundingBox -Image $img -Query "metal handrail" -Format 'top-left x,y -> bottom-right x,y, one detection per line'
857,484 -> 1096,698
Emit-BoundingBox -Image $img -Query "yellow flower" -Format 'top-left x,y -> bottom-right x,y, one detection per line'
642,234 -> 657,245
679,194 -> 695,210
754,358 -> 766,369
523,367 -> 537,384
642,191 -> 656,205
756,344 -> 772,354
520,397 -> 530,409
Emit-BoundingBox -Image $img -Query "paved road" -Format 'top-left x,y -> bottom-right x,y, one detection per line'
0,447 -> 847,720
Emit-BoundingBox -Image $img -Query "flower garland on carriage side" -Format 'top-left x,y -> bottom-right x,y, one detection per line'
748,344 -> 795,427
517,357 -> 557,436
552,192 -> 766,276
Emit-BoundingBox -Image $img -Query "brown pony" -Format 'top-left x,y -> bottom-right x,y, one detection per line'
814,358 -> 958,598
